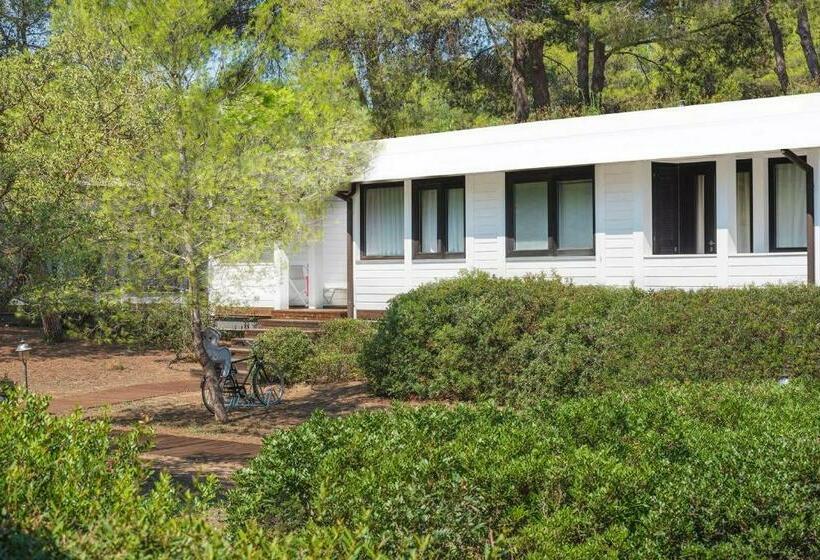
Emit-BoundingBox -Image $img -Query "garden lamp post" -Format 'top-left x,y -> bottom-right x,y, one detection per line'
16,340 -> 31,391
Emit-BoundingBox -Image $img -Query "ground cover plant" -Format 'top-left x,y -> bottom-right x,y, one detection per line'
0,389 -> 425,559
252,319 -> 375,385
362,272 -> 820,401
230,381 -> 819,559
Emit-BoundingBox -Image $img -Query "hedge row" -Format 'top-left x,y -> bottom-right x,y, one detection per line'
229,381 -> 820,558
251,319 -> 374,385
362,272 -> 820,401
0,390 -> 422,559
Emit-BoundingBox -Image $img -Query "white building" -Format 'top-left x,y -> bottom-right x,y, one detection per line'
211,93 -> 820,317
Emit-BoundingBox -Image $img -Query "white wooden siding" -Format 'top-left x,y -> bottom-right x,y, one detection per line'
211,146 -> 820,311
209,260 -> 286,309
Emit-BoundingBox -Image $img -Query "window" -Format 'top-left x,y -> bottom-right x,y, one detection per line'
506,166 -> 594,257
769,157 -> 808,251
361,182 -> 404,258
412,176 -> 465,258
651,162 -> 716,255
736,159 -> 753,253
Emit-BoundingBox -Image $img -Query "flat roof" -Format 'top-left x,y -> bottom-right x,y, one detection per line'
360,93 -> 820,182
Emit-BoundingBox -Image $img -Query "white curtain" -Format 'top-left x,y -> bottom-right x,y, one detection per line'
447,188 -> 465,253
365,186 -> 404,256
558,179 -> 593,250
514,181 -> 549,251
420,189 -> 438,253
775,163 -> 807,248
736,170 -> 752,253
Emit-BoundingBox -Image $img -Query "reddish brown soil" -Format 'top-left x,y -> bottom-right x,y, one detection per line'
0,327 -> 199,397
0,326 -> 390,482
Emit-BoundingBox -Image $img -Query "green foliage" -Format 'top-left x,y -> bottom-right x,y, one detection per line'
252,319 -> 376,384
252,328 -> 315,385
62,300 -> 195,355
304,319 -> 375,382
362,273 -> 820,402
230,382 -> 820,559
0,389 -> 427,559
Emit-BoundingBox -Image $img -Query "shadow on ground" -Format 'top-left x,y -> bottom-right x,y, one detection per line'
108,381 -> 390,439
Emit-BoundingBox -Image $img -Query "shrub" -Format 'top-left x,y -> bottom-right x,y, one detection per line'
229,382 -> 820,559
362,272 -> 820,401
252,319 -> 376,385
252,328 -> 315,385
303,319 -> 375,382
62,300 -> 195,355
0,389 -> 426,559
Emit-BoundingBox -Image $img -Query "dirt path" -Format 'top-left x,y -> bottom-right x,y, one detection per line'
1,327 -> 389,484
49,379 -> 201,414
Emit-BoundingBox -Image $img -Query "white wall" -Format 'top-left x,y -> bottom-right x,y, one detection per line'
209,254 -> 288,309
352,149 -> 819,312
209,198 -> 349,310
211,147 -> 820,312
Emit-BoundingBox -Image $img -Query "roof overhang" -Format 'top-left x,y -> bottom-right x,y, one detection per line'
358,93 -> 820,183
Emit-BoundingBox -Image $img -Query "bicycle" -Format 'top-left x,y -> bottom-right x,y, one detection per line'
200,353 -> 284,414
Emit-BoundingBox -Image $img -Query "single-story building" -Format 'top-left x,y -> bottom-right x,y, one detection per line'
210,92 -> 820,317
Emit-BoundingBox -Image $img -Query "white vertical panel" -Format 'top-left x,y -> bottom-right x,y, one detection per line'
715,156 -> 733,286
634,160 -> 652,287
403,179 -> 413,289
465,174 -> 475,268
752,156 -> 767,253
810,148 -> 820,282
594,164 -> 606,283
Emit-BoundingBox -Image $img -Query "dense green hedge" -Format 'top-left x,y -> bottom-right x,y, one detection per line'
0,390 -> 423,559
252,319 -> 374,385
230,382 -> 819,559
362,272 -> 820,401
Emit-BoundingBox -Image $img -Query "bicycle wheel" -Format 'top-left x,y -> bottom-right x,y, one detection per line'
251,360 -> 284,406
201,375 -> 232,415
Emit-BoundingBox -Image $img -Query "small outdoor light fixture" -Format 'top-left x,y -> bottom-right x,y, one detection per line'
15,340 -> 32,391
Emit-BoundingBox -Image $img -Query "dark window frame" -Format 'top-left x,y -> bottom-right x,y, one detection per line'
736,159 -> 753,254
651,161 -> 717,255
505,165 -> 596,258
411,176 -> 466,260
768,155 -> 808,253
359,181 -> 405,260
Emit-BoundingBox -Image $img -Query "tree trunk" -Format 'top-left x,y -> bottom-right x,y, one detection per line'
41,311 -> 63,342
591,38 -> 606,105
511,34 -> 530,123
576,5 -> 590,104
796,1 -> 820,81
764,0 -> 790,93
528,36 -> 550,111
187,264 -> 228,423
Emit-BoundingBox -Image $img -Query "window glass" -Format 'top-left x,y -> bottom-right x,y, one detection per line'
557,179 -> 593,250
364,186 -> 403,257
419,189 -> 438,253
447,187 -> 465,253
774,162 -> 807,249
514,181 -> 549,251
736,165 -> 752,253
651,162 -> 716,255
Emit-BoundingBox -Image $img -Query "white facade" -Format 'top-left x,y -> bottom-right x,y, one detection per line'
209,198 -> 347,310
210,94 -> 820,313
